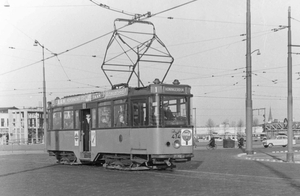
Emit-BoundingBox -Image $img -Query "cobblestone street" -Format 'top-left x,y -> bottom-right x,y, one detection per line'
1,147 -> 300,196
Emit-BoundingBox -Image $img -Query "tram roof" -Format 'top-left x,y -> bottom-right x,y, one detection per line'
51,83 -> 191,107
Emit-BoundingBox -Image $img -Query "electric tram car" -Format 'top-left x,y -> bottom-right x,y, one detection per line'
47,80 -> 194,169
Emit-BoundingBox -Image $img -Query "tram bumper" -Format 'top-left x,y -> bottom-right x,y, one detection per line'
151,153 -> 193,160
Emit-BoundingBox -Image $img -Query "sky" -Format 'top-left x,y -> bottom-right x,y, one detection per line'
1,0 -> 300,126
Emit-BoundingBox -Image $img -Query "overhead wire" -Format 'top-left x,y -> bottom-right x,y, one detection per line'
0,0 -> 198,77
151,0 -> 198,17
1,1 -> 201,95
0,17 -> 35,42
157,16 -> 280,27
3,1 -> 296,102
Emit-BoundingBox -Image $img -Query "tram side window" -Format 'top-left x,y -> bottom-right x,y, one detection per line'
75,110 -> 80,129
133,101 -> 148,126
114,100 -> 128,127
63,111 -> 74,129
98,106 -> 111,128
53,111 -> 62,130
91,108 -> 97,129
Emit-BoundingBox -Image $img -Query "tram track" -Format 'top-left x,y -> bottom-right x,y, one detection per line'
141,168 -> 300,188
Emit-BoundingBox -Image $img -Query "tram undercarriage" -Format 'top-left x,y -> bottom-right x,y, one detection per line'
99,154 -> 177,170
49,151 -> 192,170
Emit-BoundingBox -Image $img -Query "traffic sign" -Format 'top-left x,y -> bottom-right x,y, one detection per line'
74,131 -> 79,146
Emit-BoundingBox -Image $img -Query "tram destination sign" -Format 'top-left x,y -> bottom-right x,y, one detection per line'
92,88 -> 128,101
52,94 -> 92,106
163,86 -> 186,94
52,88 -> 128,106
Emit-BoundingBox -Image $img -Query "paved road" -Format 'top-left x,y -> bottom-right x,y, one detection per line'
1,146 -> 300,196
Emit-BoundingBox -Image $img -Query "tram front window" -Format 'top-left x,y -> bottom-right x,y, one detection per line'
161,96 -> 189,126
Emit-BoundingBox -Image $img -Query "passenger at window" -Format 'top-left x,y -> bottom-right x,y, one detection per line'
115,106 -> 125,127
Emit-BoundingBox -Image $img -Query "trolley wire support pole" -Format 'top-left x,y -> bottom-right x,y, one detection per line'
193,108 -> 197,136
287,6 -> 294,163
245,0 -> 254,155
34,40 -> 47,150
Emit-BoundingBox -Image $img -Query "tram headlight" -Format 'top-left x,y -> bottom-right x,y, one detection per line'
173,140 -> 181,149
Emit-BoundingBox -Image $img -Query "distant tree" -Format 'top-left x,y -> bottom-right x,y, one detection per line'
206,119 -> 215,135
222,119 -> 229,134
237,119 -> 244,127
253,118 -> 259,126
230,121 -> 236,127
223,119 -> 229,126
237,119 -> 244,137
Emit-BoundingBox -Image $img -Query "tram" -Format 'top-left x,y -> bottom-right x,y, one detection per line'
47,79 -> 194,169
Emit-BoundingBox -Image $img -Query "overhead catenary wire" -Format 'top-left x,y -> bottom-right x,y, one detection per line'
0,0 -> 198,77
157,16 -> 280,27
1,0 -> 203,97
2,1 -> 299,106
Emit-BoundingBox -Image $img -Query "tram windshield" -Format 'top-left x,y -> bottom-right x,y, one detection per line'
149,95 -> 190,127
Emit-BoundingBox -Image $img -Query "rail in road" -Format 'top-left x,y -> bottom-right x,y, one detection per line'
1,147 -> 300,196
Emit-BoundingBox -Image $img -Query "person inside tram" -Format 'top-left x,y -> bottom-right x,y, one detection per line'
163,104 -> 174,120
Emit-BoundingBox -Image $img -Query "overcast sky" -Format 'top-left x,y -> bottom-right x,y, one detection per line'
1,0 -> 300,126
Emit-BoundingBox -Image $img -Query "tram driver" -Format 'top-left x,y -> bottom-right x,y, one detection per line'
163,104 -> 174,120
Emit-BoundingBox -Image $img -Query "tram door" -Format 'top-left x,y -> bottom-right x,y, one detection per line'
81,109 -> 91,152
132,99 -> 147,126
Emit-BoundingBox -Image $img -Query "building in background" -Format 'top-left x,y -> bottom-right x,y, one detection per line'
8,108 -> 44,144
0,107 -> 18,145
0,107 -> 45,145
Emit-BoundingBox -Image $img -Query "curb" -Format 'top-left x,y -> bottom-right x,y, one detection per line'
238,151 -> 300,164
0,150 -> 46,156
272,150 -> 300,154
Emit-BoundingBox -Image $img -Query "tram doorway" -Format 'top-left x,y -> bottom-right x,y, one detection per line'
132,99 -> 147,126
81,109 -> 91,152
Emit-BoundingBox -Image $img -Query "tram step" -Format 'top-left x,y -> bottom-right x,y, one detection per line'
80,151 -> 91,158
79,158 -> 92,165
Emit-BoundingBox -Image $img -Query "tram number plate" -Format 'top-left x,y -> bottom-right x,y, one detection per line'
172,130 -> 181,139
173,154 -> 184,158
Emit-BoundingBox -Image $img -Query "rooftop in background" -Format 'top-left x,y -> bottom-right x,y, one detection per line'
0,107 -> 18,113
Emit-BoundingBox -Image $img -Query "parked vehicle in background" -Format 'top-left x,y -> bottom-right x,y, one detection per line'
213,137 -> 223,141
262,135 -> 296,148
228,136 -> 237,141
260,133 -> 267,141
294,135 -> 300,140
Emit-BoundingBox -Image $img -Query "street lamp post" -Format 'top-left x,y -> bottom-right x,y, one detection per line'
245,0 -> 262,155
287,7 -> 294,162
34,40 -> 47,147
193,108 -> 197,135
245,0 -> 253,155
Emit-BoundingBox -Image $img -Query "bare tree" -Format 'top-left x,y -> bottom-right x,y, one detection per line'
222,119 -> 229,135
230,121 -> 236,127
237,119 -> 244,127
223,119 -> 229,126
237,119 -> 244,137
206,119 -> 215,135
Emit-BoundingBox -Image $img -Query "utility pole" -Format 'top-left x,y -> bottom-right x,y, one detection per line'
137,46 -> 140,88
245,0 -> 253,155
193,108 -> 197,135
34,40 -> 47,150
287,6 -> 294,162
